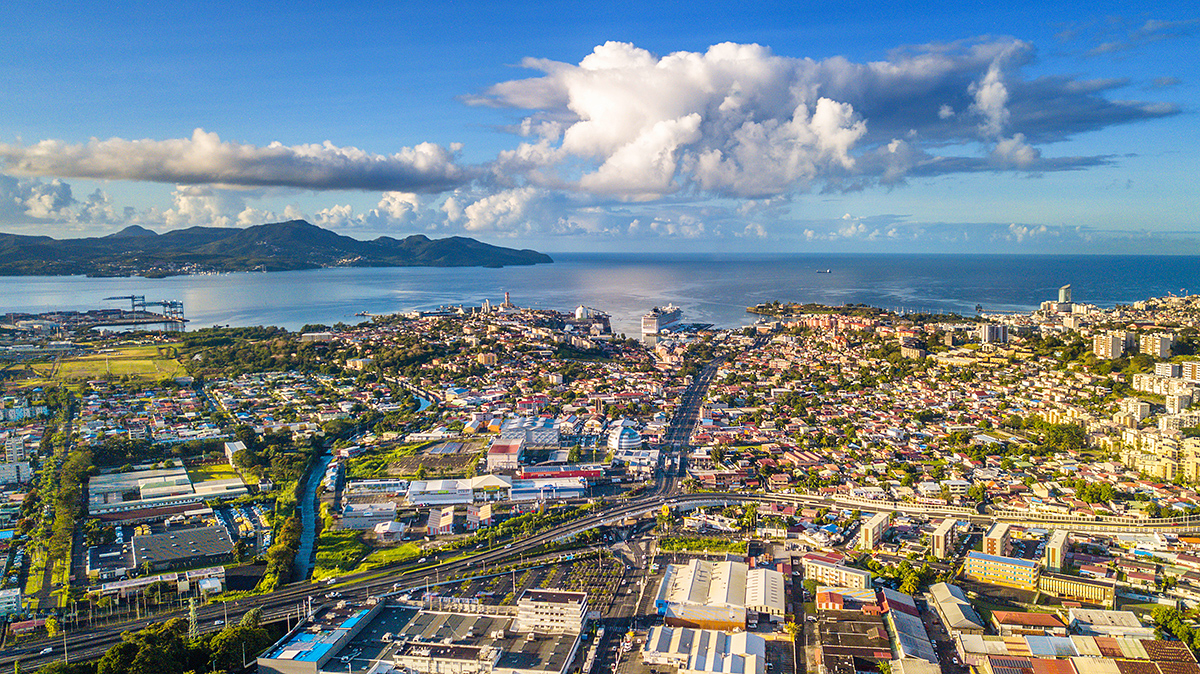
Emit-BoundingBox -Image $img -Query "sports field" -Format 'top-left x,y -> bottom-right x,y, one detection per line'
14,344 -> 188,384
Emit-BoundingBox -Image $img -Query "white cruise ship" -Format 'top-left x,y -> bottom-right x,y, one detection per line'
641,304 -> 683,334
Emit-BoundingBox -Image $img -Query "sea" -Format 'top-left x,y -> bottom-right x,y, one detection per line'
1,253 -> 1196,336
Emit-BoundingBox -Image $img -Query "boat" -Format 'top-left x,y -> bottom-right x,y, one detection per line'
641,304 -> 683,334
817,269 -> 831,274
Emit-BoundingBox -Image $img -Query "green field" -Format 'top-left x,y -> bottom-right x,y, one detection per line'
187,463 -> 239,483
312,530 -> 373,580
55,345 -> 186,382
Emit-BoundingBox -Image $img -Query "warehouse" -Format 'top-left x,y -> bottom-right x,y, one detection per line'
132,525 -> 235,572
655,559 -> 785,630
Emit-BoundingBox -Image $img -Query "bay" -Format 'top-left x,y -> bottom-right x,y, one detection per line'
0,253 -> 1196,336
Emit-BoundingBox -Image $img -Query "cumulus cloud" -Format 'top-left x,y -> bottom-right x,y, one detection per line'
473,39 -> 1176,198
0,128 -> 470,192
0,174 -> 122,226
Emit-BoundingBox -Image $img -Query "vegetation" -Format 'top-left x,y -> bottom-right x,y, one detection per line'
657,536 -> 748,554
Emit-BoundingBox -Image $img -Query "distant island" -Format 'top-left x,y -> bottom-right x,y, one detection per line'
0,219 -> 553,277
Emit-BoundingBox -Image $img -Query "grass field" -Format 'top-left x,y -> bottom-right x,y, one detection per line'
187,463 -> 238,483
55,345 -> 187,382
312,530 -> 373,580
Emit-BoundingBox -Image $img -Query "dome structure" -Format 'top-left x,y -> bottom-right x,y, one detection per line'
608,424 -> 643,451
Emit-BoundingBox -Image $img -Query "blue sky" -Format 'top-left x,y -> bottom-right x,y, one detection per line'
1,1 -> 1196,253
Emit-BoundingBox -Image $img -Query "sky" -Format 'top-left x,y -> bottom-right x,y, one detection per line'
1,1 -> 1197,254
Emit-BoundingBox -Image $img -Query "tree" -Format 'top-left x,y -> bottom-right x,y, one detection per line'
45,616 -> 60,637
967,482 -> 988,503
783,621 -> 801,642
240,606 -> 263,629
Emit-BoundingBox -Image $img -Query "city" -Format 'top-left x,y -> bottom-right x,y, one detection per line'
1,288 -> 1200,674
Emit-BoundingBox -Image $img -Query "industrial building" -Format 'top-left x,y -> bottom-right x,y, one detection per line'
642,626 -> 766,674
655,559 -> 786,629
258,596 -> 585,674
131,525 -> 235,572
926,583 -> 985,636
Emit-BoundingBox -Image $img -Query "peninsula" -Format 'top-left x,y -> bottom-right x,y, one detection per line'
0,219 -> 553,277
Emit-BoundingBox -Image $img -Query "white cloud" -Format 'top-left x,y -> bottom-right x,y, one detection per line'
0,128 -> 469,192
462,187 -> 542,232
991,134 -> 1040,168
474,38 -> 1173,198
969,63 -> 1010,136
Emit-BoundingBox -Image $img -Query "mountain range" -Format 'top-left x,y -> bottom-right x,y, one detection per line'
0,220 -> 553,277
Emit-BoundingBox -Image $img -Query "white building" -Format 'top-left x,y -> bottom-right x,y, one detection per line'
655,559 -> 785,629
642,627 -> 765,674
0,588 -> 21,617
514,589 -> 588,634
1141,334 -> 1173,359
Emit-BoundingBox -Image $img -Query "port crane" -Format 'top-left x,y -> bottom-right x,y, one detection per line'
103,295 -> 146,312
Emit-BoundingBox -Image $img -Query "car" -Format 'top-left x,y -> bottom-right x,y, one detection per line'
214,620 -> 225,626
40,648 -> 53,655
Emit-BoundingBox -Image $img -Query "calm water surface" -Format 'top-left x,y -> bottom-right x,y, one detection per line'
1,254 -> 1196,335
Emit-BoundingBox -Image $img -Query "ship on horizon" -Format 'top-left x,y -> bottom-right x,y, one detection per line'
642,304 -> 683,334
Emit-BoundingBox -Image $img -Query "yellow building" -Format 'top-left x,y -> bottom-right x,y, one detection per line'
963,551 -> 1038,591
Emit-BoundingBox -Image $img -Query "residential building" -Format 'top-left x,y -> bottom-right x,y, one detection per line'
426,507 -> 455,536
1093,332 -> 1127,359
1141,333 -> 1173,359
932,519 -> 957,560
978,324 -> 1009,344
990,611 -> 1067,637
983,523 -> 1010,557
0,588 -> 21,617
859,511 -> 890,550
1044,530 -> 1068,573
1157,362 -> 1183,378
1184,361 -> 1200,383
963,551 -> 1039,591
800,557 -> 872,590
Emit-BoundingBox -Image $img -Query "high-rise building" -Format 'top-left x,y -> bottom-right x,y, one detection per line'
984,522 -> 1010,557
1140,333 -> 1173,359
1094,333 -> 1126,359
1183,361 -> 1200,384
859,511 -> 890,550
978,324 -> 1009,344
1044,530 -> 1069,573
1167,394 -> 1192,415
932,519 -> 957,560
3,435 -> 26,463
1058,285 -> 1072,304
1157,362 -> 1183,378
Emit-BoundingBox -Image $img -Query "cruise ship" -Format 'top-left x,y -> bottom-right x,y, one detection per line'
641,304 -> 683,334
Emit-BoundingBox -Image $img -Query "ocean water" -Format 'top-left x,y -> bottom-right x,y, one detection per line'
0,253 -> 1196,335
